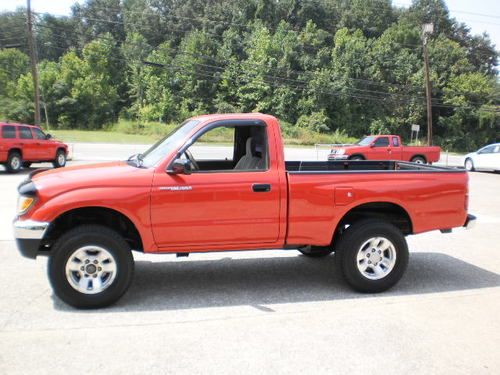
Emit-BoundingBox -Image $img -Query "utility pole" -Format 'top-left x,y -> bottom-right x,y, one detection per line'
422,23 -> 434,146
26,0 -> 41,126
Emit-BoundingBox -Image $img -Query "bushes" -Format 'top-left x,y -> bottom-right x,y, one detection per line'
282,122 -> 356,145
296,111 -> 330,133
111,120 -> 177,137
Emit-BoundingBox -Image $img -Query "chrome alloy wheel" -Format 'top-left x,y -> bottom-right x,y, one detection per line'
10,155 -> 21,170
65,246 -> 117,294
356,237 -> 397,280
57,152 -> 66,166
465,158 -> 474,171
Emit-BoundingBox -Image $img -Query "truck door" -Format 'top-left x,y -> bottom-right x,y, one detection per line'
32,127 -> 53,160
18,126 -> 37,161
150,121 -> 281,248
369,136 -> 391,160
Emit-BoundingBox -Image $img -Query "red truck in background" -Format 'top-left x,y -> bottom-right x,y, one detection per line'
0,122 -> 68,173
13,113 -> 474,309
328,135 -> 441,164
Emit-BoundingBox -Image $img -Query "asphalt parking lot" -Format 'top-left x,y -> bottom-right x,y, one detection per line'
0,147 -> 498,375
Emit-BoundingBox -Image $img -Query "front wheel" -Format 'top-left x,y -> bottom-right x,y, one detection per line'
53,149 -> 67,168
411,156 -> 426,164
335,220 -> 409,293
349,155 -> 364,161
48,225 -> 134,309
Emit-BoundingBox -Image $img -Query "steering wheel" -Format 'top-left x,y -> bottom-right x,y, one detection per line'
183,149 -> 199,170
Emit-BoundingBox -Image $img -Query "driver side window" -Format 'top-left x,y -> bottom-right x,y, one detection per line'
183,124 -> 269,172
373,137 -> 389,147
33,128 -> 46,140
188,127 -> 235,162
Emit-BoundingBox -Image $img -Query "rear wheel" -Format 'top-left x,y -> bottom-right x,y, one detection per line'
48,225 -> 134,309
465,158 -> 475,171
411,156 -> 426,164
335,219 -> 409,293
53,149 -> 66,168
6,151 -> 22,173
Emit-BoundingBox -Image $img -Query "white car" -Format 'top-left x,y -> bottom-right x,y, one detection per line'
463,143 -> 500,172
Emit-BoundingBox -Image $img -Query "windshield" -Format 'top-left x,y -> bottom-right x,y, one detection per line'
139,119 -> 200,168
356,136 -> 375,146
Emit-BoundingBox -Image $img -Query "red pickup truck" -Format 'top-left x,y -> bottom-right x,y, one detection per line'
0,122 -> 68,172
328,135 -> 441,164
13,113 -> 474,308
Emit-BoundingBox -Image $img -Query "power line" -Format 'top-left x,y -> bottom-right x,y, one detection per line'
39,39 -> 499,114
37,21 -> 495,102
33,22 -> 497,109
33,21 -> 427,93
40,27 -> 427,98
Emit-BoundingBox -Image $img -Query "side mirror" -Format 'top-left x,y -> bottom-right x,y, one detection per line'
370,143 -> 375,148
169,159 -> 192,175
45,133 -> 52,140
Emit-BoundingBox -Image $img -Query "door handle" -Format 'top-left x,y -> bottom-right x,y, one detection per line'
252,184 -> 271,192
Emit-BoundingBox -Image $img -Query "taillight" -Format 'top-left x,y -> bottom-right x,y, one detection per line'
465,193 -> 469,211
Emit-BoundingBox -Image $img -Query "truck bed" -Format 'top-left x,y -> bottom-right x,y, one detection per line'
284,159 -> 468,245
285,160 -> 462,173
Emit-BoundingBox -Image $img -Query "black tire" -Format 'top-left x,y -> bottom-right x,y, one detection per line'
349,155 -> 364,161
48,225 -> 134,309
6,151 -> 22,173
464,158 -> 475,172
335,219 -> 409,293
298,246 -> 334,258
411,156 -> 426,164
22,162 -> 32,168
52,149 -> 67,168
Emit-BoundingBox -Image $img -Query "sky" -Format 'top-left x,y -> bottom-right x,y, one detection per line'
1,0 -> 499,48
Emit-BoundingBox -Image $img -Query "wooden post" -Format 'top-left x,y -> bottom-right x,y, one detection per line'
422,23 -> 434,146
26,0 -> 41,126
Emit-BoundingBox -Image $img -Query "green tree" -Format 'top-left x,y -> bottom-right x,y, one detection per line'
121,32 -> 152,119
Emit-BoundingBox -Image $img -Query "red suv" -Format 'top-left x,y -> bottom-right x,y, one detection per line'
0,122 -> 68,173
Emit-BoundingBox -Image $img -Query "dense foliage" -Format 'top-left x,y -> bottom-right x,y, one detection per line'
0,0 -> 498,150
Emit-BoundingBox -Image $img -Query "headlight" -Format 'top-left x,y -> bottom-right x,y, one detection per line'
17,196 -> 36,215
337,148 -> 345,155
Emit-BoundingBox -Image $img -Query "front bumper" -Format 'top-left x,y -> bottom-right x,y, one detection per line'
464,214 -> 476,230
328,155 -> 349,161
13,219 -> 50,259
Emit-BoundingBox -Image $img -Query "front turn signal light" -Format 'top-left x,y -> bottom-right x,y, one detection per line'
17,196 -> 35,215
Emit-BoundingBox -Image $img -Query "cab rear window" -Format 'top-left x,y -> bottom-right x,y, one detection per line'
1,125 -> 16,139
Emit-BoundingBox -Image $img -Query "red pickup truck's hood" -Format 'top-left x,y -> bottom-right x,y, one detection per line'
31,161 -> 154,197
